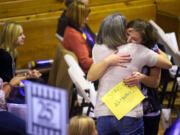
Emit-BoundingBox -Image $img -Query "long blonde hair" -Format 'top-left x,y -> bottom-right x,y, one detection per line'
68,115 -> 96,135
0,22 -> 22,58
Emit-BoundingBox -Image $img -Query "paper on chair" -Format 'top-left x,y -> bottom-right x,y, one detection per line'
166,32 -> 179,51
149,20 -> 180,66
164,32 -> 178,55
149,20 -> 177,54
102,81 -> 145,120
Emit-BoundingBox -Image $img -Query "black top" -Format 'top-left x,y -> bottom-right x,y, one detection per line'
0,49 -> 15,82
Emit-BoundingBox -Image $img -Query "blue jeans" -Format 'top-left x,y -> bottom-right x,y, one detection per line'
97,116 -> 144,135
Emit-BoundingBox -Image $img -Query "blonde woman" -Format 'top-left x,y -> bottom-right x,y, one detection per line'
0,22 -> 41,83
69,115 -> 98,135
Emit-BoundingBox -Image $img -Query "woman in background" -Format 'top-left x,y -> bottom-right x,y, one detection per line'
57,0 -> 96,50
62,1 -> 93,73
0,22 -> 41,83
0,22 -> 41,104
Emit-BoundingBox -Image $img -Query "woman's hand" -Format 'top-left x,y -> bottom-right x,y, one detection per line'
87,51 -> 131,81
27,69 -> 42,79
105,51 -> 131,67
9,76 -> 27,86
2,76 -> 27,99
123,72 -> 142,87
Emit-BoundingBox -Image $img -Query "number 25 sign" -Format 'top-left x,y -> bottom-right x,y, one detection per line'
25,81 -> 68,135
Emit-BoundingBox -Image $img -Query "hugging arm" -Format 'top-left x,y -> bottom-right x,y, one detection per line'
155,49 -> 172,69
124,67 -> 161,88
87,51 -> 131,81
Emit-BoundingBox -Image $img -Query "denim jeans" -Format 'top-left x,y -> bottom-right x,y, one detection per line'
97,116 -> 144,135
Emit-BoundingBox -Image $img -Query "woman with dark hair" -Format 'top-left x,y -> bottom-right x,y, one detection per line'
124,19 -> 167,135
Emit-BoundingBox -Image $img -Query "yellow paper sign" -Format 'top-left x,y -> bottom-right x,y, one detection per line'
102,81 -> 145,120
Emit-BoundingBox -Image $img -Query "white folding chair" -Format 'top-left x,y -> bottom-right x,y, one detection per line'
64,54 -> 96,116
68,67 -> 96,117
64,54 -> 85,77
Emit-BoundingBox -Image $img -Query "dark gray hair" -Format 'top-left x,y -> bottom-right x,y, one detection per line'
96,13 -> 127,50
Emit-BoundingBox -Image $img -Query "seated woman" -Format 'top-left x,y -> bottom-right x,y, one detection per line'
87,13 -> 172,135
0,22 -> 41,103
0,22 -> 41,82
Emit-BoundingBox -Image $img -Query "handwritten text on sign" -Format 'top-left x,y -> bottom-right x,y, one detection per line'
102,81 -> 145,120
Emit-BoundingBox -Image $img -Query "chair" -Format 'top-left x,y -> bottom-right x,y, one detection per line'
48,43 -> 77,111
149,20 -> 180,107
64,54 -> 85,78
64,54 -> 96,116
68,67 -> 96,117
